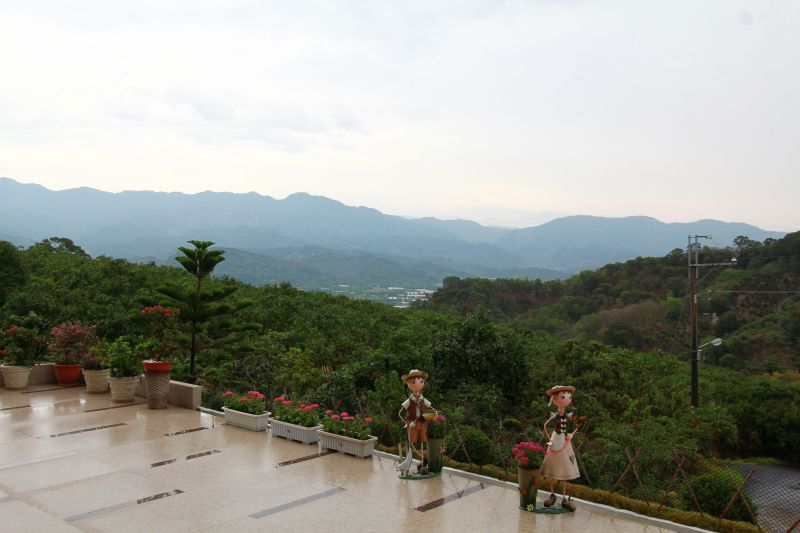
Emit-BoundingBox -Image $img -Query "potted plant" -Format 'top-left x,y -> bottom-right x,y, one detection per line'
99,338 -> 142,403
222,390 -> 270,431
425,412 -> 448,473
319,410 -> 377,458
139,305 -> 180,372
269,396 -> 322,444
48,321 -> 96,386
513,441 -> 546,510
1,317 -> 44,390
139,306 -> 180,409
81,345 -> 110,394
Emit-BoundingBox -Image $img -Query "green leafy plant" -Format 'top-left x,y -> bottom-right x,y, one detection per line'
223,390 -> 266,415
272,396 -> 320,427
322,410 -> 373,440
48,321 -> 96,365
98,338 -> 142,378
81,344 -> 108,370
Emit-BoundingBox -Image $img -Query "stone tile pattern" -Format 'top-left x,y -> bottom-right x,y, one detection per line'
0,386 -> 678,532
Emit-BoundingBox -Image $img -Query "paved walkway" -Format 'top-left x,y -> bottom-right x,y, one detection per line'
0,385 -> 692,532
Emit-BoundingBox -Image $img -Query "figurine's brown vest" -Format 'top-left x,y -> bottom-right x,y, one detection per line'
406,396 -> 427,422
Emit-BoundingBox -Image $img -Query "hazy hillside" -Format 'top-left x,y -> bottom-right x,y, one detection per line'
0,178 -> 785,287
495,215 -> 786,271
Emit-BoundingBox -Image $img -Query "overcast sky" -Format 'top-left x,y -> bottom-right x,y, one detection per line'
1,1 -> 798,231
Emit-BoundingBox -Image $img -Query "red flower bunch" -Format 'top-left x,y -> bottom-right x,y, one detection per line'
48,321 -> 96,365
512,441 -> 546,470
223,390 -> 267,415
1,320 -> 44,366
322,410 -> 374,440
427,413 -> 448,439
139,306 -> 181,361
272,396 -> 321,428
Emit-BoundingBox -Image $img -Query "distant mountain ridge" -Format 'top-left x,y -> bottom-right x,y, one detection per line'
0,177 -> 786,288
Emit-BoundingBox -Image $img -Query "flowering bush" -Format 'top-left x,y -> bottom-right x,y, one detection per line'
512,441 -> 546,470
322,410 -> 374,440
48,321 -> 96,365
223,390 -> 267,415
1,319 -> 45,367
272,396 -> 321,427
139,306 -> 181,361
427,413 -> 448,439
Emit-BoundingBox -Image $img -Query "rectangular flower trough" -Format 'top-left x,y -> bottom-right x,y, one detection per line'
318,430 -> 378,458
222,407 -> 271,432
268,418 -> 322,444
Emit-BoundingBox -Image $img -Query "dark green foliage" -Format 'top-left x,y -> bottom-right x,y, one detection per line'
419,232 -> 800,371
685,469 -> 757,523
445,425 -> 497,465
0,241 -> 26,307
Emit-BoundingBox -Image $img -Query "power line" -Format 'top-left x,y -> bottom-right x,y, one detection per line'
706,290 -> 800,294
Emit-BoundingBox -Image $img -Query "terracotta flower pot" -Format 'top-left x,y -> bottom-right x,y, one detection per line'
142,360 -> 172,372
54,364 -> 82,386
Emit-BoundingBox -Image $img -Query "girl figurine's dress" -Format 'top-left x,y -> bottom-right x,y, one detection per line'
540,411 -> 580,480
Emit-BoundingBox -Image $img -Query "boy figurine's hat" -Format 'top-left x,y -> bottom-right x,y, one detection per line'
546,385 -> 575,396
401,369 -> 429,383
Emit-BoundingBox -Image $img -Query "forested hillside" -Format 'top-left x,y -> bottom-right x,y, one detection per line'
1,236 -> 799,527
417,232 -> 800,372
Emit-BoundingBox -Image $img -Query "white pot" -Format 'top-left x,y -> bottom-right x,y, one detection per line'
223,407 -> 270,431
269,418 -> 322,444
1,365 -> 33,390
83,369 -> 111,394
109,376 -> 139,403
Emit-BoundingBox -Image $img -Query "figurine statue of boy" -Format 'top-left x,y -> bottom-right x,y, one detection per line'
397,369 -> 437,476
541,384 -> 580,511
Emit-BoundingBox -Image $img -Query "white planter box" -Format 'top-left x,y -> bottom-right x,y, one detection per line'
269,418 -> 322,444
318,430 -> 378,458
223,407 -> 271,432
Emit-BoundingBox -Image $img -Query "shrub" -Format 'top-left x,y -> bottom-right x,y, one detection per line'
685,469 -> 757,523
445,425 -> 497,465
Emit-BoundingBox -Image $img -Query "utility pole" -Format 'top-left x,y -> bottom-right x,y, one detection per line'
687,235 -> 737,408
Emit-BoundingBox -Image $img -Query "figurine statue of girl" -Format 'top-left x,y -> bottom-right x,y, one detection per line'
541,385 -> 580,511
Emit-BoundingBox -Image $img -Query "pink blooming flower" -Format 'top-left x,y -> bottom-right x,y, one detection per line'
340,412 -> 349,418
325,409 -> 333,415
274,396 -> 285,402
331,414 -> 340,421
520,456 -> 529,465
282,400 -> 292,405
223,391 -> 234,397
364,417 -> 373,423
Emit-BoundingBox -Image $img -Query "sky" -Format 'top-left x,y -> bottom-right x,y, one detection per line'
1,0 -> 798,231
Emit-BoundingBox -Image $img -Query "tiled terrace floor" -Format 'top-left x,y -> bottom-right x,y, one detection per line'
1,385 -> 692,532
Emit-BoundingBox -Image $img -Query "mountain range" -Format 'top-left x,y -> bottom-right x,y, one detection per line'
0,177 -> 786,289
